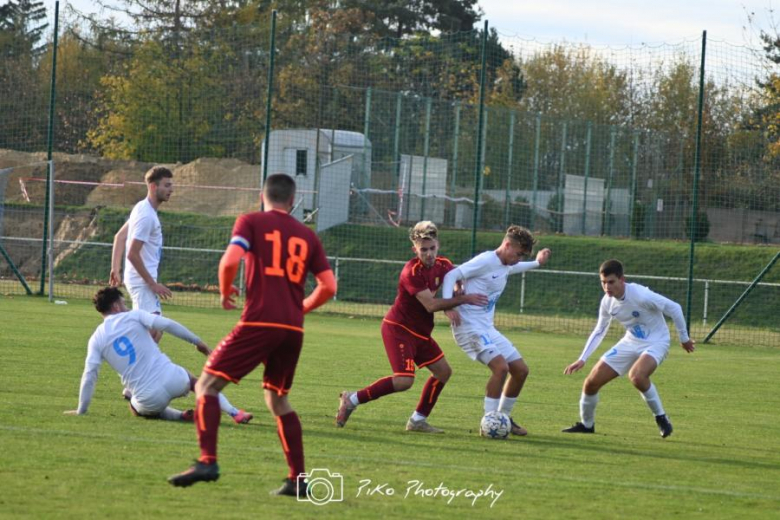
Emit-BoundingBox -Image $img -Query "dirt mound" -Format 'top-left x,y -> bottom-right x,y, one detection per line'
2,150 -> 260,216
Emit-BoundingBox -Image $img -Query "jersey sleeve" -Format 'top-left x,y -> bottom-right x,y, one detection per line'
508,260 -> 540,275
129,212 -> 154,243
150,315 -> 203,345
76,333 -> 104,414
229,214 -> 252,251
645,287 -> 691,343
307,234 -> 330,276
577,296 -> 613,362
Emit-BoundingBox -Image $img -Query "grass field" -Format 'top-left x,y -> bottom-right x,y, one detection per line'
1,295 -> 779,519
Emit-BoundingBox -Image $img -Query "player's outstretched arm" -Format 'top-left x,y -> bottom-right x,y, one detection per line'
218,244 -> 245,310
415,288 -> 488,313
109,221 -> 129,286
303,269 -> 337,314
149,314 -> 207,353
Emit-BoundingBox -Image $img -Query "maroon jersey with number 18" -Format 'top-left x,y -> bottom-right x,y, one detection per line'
229,209 -> 330,330
383,257 -> 454,338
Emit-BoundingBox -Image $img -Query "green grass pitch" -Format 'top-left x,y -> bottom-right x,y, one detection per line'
1,296 -> 779,519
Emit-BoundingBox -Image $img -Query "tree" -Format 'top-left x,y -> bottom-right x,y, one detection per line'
340,0 -> 480,39
517,45 -> 631,125
0,0 -> 49,59
0,0 -> 49,150
755,32 -> 780,159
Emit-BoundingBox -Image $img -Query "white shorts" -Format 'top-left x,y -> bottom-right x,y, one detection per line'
126,282 -> 162,314
600,338 -> 669,376
452,326 -> 522,365
130,365 -> 190,416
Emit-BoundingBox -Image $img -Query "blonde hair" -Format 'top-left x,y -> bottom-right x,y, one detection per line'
504,225 -> 536,251
409,221 -> 438,243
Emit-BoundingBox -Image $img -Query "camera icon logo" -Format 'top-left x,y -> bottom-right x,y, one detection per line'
297,468 -> 344,505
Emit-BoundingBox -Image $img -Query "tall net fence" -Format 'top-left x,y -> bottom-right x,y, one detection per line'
1,4 -> 778,347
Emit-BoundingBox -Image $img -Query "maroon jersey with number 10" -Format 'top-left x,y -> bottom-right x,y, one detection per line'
383,257 -> 454,338
229,209 -> 330,330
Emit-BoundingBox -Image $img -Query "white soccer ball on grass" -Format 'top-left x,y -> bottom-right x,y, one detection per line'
480,411 -> 511,439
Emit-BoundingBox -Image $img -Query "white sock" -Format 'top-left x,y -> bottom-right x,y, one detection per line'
159,407 -> 183,421
218,393 -> 239,417
641,383 -> 665,416
349,393 -> 360,407
498,395 -> 518,416
484,397 -> 500,414
411,411 -> 426,422
580,392 -> 599,428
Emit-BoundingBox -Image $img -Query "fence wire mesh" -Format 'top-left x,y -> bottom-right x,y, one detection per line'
1,4 -> 778,346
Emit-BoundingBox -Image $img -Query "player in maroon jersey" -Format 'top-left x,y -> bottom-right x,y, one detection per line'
168,174 -> 337,498
335,221 -> 487,433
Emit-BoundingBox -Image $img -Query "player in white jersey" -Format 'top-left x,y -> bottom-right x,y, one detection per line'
65,287 -> 253,424
561,259 -> 695,438
442,225 -> 551,436
110,166 -> 174,342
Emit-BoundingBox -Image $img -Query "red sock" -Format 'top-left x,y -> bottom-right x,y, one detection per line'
415,376 -> 445,417
276,412 -> 304,480
356,376 -> 397,404
195,394 -> 221,464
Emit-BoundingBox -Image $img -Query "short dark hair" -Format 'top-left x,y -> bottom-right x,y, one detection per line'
93,287 -> 124,314
264,173 -> 296,203
145,166 -> 173,185
599,259 -> 624,278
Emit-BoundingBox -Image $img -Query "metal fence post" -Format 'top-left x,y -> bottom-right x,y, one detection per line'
581,121 -> 592,236
40,1 -> 59,296
686,30 -> 707,330
421,96 -> 431,219
557,122 -> 567,232
531,113 -> 541,230
471,20 -> 489,257
504,110 -> 516,228
604,127 -> 616,236
261,10 -> 278,186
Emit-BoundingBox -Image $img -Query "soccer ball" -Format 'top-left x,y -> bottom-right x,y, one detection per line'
480,411 -> 511,439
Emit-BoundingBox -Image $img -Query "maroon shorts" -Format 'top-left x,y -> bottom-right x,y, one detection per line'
380,319 -> 444,377
205,323 -> 304,395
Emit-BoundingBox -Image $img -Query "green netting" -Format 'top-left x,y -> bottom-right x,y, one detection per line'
1,3 -> 778,346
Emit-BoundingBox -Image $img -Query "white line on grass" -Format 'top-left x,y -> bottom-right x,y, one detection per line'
2,424 -> 779,503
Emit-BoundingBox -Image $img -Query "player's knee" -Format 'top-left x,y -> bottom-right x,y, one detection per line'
510,362 -> 529,380
628,371 -> 648,390
490,362 -> 509,379
392,376 -> 414,392
583,377 -> 600,395
437,364 -> 452,384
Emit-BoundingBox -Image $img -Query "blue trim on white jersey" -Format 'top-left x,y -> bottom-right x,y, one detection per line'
230,235 -> 250,251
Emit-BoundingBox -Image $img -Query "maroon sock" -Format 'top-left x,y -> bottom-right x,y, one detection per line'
415,376 -> 445,417
276,412 -> 304,480
196,394 -> 221,464
356,376 -> 396,404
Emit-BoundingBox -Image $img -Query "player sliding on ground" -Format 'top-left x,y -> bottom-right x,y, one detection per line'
336,221 -> 488,433
168,174 -> 336,498
561,259 -> 695,438
441,225 -> 551,436
65,287 -> 252,424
